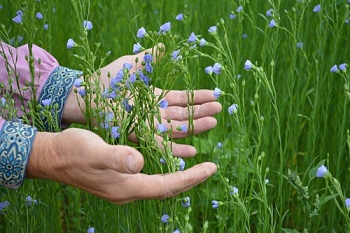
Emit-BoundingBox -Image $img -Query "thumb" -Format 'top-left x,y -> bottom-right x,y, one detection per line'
103,145 -> 144,174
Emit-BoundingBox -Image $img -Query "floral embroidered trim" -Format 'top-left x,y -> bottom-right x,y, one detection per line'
0,121 -> 37,188
38,66 -> 83,131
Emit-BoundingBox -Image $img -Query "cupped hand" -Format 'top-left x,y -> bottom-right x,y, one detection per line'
26,128 -> 217,204
62,44 -> 222,157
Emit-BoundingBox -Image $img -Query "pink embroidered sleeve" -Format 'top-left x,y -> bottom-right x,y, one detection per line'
0,42 -> 82,131
0,43 -> 82,188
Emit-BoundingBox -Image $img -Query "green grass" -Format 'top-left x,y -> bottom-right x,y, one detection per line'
1,0 -> 350,232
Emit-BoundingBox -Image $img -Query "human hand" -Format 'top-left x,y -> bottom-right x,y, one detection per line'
62,44 -> 222,157
26,128 -> 217,204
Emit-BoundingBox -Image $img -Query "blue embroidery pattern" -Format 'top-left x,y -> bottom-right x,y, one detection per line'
0,121 -> 37,187
38,66 -> 83,131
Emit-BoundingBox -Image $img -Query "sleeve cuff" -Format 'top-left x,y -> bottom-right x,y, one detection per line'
38,66 -> 83,131
0,121 -> 37,188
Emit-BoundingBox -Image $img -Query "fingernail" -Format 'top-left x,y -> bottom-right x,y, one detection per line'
125,154 -> 135,172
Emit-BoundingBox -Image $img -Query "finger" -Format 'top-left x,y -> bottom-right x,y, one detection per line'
96,145 -> 145,174
164,90 -> 218,106
154,135 -> 197,157
126,162 -> 217,201
162,102 -> 222,121
161,116 -> 218,138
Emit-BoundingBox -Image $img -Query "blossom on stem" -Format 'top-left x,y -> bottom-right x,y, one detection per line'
213,63 -> 223,74
157,124 -> 168,133
159,22 -> 171,34
176,125 -> 188,132
208,26 -> 217,34
83,20 -> 93,30
213,87 -> 224,99
111,126 -> 120,139
188,32 -> 197,43
244,60 -> 253,70
137,27 -> 147,38
133,42 -> 143,54
316,165 -> 328,178
159,99 -> 168,109
228,104 -> 238,114
67,38 -> 76,49
313,4 -> 321,13
339,63 -> 347,72
176,13 -> 184,21
161,214 -> 170,223
330,65 -> 339,73
181,196 -> 191,207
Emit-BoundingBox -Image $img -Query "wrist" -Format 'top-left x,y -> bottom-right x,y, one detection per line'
26,131 -> 58,180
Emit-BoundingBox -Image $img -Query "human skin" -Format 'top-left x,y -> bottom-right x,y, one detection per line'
26,45 -> 222,204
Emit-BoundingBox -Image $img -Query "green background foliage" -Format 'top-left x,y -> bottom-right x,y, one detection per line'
1,0 -> 350,232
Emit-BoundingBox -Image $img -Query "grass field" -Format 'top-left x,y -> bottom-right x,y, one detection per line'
1,0 -> 350,232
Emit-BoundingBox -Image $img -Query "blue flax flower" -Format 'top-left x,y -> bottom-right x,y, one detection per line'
78,89 -> 86,97
74,78 -> 83,88
144,53 -> 152,63
217,142 -> 223,149
230,187 -> 239,196
159,99 -> 168,109
330,65 -> 339,73
13,14 -> 23,24
161,214 -> 170,223
313,4 -> 321,13
230,13 -> 236,20
268,19 -> 276,28
83,20 -> 93,30
212,200 -> 220,209
316,165 -> 328,178
179,158 -> 185,171
213,87 -> 224,99
205,66 -> 214,75
43,24 -> 49,30
181,196 -> 191,207
339,63 -> 347,72
244,60 -> 253,70
111,126 -> 120,139
122,98 -> 133,112
26,196 -> 38,206
208,26 -> 217,34
123,63 -> 132,70
36,12 -> 43,19
159,22 -> 171,34
133,42 -> 142,54
176,125 -> 188,132
296,42 -> 303,49
137,27 -> 147,38
42,98 -> 51,106
1,97 -> 6,107
346,198 -> 350,209
173,230 -> 180,233
87,227 -> 95,233
67,38 -> 76,49
199,38 -> 207,47
160,158 -> 166,164
266,9 -> 273,17
188,32 -> 197,43
157,124 -> 168,133
171,50 -> 181,61
228,104 -> 238,114
236,6 -> 243,13
145,63 -> 153,73
213,63 -> 223,74
0,201 -> 9,213
176,13 -> 184,21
